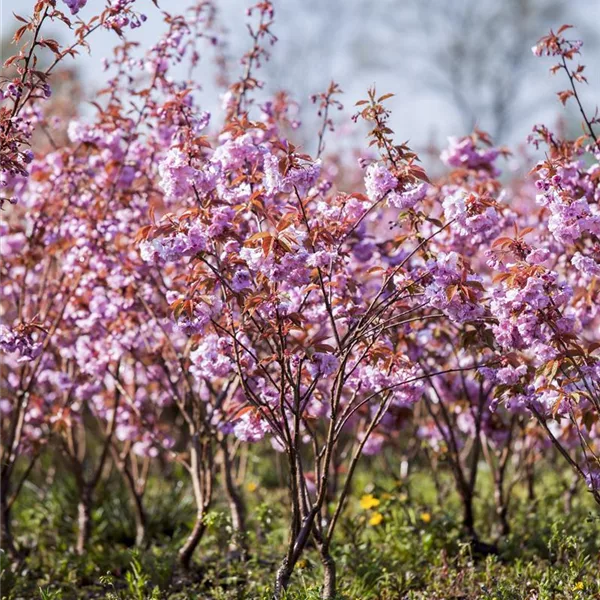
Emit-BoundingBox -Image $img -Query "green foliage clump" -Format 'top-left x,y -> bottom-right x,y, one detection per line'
2,467 -> 600,599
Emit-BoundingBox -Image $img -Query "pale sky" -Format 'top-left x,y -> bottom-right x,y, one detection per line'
2,0 -> 599,159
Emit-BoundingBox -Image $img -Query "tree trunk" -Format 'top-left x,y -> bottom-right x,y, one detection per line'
461,482 -> 498,555
461,488 -> 477,540
76,488 -> 92,555
273,509 -> 317,599
178,436 -> 212,569
273,557 -> 293,600
497,506 -> 510,537
221,439 -> 248,558
493,472 -> 510,537
563,474 -> 578,513
120,461 -> 147,547
495,495 -> 510,537
319,546 -> 336,600
1,487 -> 16,556
178,509 -> 207,569
526,462 -> 536,503
131,490 -> 147,548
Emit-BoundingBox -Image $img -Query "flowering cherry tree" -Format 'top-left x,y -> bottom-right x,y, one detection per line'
490,26 -> 600,502
2,2 -> 600,599
138,7 -> 502,593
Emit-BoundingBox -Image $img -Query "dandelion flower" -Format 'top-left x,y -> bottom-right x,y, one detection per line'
369,512 -> 383,526
360,494 -> 380,510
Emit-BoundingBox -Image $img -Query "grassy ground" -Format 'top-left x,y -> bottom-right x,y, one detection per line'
2,461 -> 600,599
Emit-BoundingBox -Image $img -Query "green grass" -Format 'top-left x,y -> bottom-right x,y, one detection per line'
3,461 -> 600,599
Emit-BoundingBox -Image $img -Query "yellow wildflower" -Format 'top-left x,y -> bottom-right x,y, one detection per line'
420,512 -> 431,523
246,482 -> 258,493
369,512 -> 383,526
573,582 -> 584,591
359,494 -> 380,510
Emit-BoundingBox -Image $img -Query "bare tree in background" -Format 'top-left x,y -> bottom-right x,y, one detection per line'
250,0 -> 598,145
387,0 -> 570,141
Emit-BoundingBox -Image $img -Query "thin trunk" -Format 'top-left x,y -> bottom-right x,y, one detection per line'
462,482 -> 498,555
526,461 -> 536,504
497,504 -> 510,537
426,453 -> 445,508
314,529 -> 336,600
494,482 -> 510,537
131,488 -> 147,547
493,467 -> 510,537
1,485 -> 16,556
76,487 -> 92,555
400,456 -> 410,481
221,439 -> 247,558
273,508 -> 318,599
178,509 -> 207,569
178,436 -> 212,569
273,557 -> 293,600
320,550 -> 336,600
563,474 -> 579,513
273,453 -> 301,598
120,459 -> 147,547
1,394 -> 28,557
423,384 -> 479,539
461,487 -> 477,540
